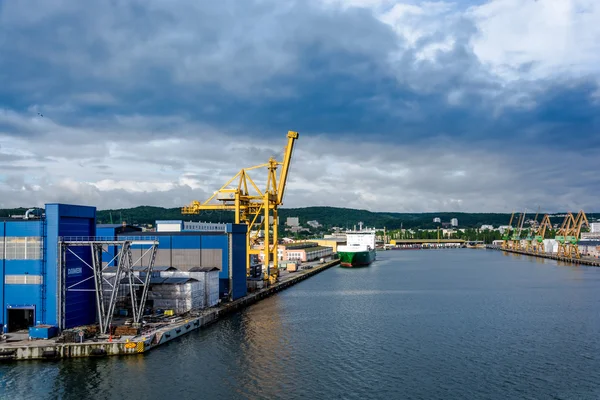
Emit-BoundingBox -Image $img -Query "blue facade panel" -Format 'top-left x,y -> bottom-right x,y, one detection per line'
2,221 -> 44,330
45,204 -> 96,329
0,222 -> 3,329
5,221 -> 43,237
228,224 -> 247,300
96,227 -> 117,239
199,235 -> 229,278
5,285 -> 40,311
171,235 -> 201,249
4,260 -> 42,275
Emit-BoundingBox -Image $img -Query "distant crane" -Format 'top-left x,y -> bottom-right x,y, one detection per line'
565,210 -> 589,258
501,212 -> 515,250
532,214 -> 552,254
511,210 -> 527,251
181,131 -> 299,285
555,213 -> 575,258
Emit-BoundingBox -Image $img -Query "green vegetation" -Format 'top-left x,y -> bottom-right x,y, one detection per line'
86,206 -> 519,230
0,205 -> 569,244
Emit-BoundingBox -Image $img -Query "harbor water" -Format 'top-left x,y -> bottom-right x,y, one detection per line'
2,249 -> 600,399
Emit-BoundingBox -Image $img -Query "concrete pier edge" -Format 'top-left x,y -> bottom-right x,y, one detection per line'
0,259 -> 340,362
486,245 -> 600,267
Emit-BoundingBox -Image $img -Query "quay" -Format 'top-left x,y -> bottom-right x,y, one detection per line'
486,245 -> 600,267
0,259 -> 340,362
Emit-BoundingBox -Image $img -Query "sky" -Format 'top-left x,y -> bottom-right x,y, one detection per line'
0,0 -> 599,213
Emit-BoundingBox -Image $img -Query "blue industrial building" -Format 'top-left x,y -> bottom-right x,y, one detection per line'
1,204 -> 96,333
117,223 -> 247,301
1,205 -> 248,335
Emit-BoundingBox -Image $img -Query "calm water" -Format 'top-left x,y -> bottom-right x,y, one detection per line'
2,249 -> 600,400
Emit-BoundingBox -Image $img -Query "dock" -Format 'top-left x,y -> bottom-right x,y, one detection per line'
486,245 -> 600,267
0,259 -> 340,362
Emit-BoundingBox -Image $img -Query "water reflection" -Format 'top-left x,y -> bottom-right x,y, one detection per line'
2,250 -> 600,400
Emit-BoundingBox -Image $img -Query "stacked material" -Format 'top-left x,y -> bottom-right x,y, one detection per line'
148,278 -> 203,314
113,326 -> 140,336
161,269 -> 220,308
203,269 -> 219,307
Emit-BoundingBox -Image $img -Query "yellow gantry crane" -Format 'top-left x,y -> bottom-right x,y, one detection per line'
532,214 -> 552,254
501,212 -> 515,250
182,131 -> 299,284
511,211 -> 527,251
565,210 -> 589,259
555,213 -> 575,258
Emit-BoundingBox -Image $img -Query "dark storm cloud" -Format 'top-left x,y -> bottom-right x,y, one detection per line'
1,0 -> 598,146
0,0 -> 599,211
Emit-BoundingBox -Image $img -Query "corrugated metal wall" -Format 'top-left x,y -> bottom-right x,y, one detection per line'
2,220 -> 44,329
229,224 -> 247,300
46,204 -> 97,329
116,226 -> 246,302
126,235 -> 225,271
0,222 -> 3,329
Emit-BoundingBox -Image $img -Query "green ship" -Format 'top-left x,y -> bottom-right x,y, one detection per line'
338,247 -> 376,267
337,228 -> 377,268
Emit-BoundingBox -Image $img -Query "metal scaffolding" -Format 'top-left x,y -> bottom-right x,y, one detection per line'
58,236 -> 158,335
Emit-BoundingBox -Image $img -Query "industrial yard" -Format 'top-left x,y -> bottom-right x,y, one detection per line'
0,133 -> 597,363
0,131 -> 346,361
0,258 -> 339,361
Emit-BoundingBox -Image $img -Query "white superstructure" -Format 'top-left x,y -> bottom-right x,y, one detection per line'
338,230 -> 376,253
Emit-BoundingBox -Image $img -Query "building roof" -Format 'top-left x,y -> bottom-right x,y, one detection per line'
117,231 -> 225,237
316,238 -> 347,243
0,217 -> 44,222
580,240 -> 600,246
189,266 -> 220,272
285,245 -> 332,252
103,266 -> 177,273
148,277 -> 199,285
115,276 -> 198,285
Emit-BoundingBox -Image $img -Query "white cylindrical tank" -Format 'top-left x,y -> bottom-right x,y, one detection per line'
543,239 -> 557,253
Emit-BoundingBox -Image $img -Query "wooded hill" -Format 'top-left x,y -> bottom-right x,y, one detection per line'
0,206 -> 549,229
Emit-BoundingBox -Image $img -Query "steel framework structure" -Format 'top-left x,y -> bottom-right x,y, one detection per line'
182,131 -> 299,285
58,236 -> 158,334
532,214 -> 552,254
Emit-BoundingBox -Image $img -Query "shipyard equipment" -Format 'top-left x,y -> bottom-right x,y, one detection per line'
524,209 -> 541,252
510,211 -> 526,251
555,213 -> 575,258
532,214 -> 552,254
501,212 -> 515,250
59,237 -> 159,334
182,131 -> 299,285
565,210 -> 589,258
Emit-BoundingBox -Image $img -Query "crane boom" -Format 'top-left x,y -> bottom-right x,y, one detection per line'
277,131 -> 299,205
181,131 -> 299,287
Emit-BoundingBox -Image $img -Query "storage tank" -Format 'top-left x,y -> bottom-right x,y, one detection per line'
543,239 -> 557,254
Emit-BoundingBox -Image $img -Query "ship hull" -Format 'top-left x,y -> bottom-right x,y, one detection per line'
338,249 -> 376,268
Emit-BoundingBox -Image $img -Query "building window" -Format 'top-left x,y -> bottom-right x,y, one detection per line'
5,274 -> 43,284
3,237 -> 42,260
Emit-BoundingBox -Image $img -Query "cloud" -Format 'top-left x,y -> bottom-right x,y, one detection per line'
0,0 -> 599,213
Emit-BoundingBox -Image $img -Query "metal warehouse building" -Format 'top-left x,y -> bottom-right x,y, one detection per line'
1,205 -> 248,335
1,204 -> 96,333
115,225 -> 247,301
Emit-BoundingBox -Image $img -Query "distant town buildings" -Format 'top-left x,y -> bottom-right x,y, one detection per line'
433,217 -> 441,223
451,218 -> 458,227
591,223 -> 600,233
286,217 -> 299,227
498,225 -> 511,234
480,225 -> 494,231
307,220 -> 321,228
